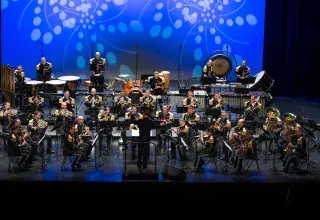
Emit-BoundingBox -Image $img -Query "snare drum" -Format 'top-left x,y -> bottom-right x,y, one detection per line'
58,76 -> 80,92
122,83 -> 131,95
45,80 -> 66,94
134,80 -> 144,87
85,80 -> 93,87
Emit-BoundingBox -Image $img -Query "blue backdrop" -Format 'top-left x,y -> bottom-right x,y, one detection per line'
1,0 -> 265,80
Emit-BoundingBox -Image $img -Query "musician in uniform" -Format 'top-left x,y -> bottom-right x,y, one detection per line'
15,65 -> 25,85
75,116 -> 92,160
229,119 -> 247,163
207,93 -> 224,119
139,89 -> 156,112
201,60 -> 215,85
194,128 -> 215,171
28,91 -> 45,114
155,105 -> 174,149
90,52 -> 106,76
243,95 -> 262,121
147,71 -> 164,109
236,60 -> 250,83
64,125 -> 86,171
54,102 -> 73,136
85,88 -> 103,110
181,105 -> 200,132
98,107 -> 115,150
59,91 -> 75,113
182,91 -> 199,108
170,119 -> 190,160
278,114 -> 296,160
283,124 -> 307,172
0,102 -> 18,133
233,130 -> 257,173
28,111 -> 54,154
114,90 -> 131,117
36,57 -> 52,82
133,109 -> 155,170
8,120 -> 33,169
123,107 -> 142,159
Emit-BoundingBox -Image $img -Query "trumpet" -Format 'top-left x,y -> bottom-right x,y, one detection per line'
91,97 -> 97,108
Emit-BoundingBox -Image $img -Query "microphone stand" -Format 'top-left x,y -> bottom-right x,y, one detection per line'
135,44 -> 139,81
91,43 -> 94,58
178,44 -> 183,89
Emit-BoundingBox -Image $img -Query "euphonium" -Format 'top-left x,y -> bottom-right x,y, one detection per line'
37,119 -> 48,128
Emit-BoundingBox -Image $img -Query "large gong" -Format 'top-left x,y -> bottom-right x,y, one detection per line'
211,54 -> 232,78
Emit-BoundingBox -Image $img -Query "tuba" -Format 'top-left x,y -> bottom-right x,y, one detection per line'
282,113 -> 296,142
264,107 -> 281,133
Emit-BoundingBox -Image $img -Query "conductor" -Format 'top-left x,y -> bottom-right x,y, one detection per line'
133,109 -> 155,170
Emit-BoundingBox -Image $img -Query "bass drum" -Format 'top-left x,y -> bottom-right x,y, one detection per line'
211,54 -> 232,78
128,88 -> 143,105
248,70 -> 274,92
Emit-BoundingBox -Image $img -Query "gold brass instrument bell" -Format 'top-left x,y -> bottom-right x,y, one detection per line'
265,107 -> 280,118
283,113 -> 296,123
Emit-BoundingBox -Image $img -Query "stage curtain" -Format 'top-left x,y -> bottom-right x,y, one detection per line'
263,0 -> 320,97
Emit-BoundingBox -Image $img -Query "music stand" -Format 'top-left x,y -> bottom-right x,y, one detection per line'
85,110 -> 100,127
90,75 -> 104,85
219,140 -> 236,173
91,134 -> 100,170
37,134 -> 47,171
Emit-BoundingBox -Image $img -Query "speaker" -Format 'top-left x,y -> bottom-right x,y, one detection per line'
162,165 -> 187,181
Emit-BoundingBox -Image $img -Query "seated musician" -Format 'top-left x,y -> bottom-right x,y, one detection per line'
14,65 -> 25,85
85,88 -> 102,110
216,111 -> 231,138
114,90 -> 131,117
208,93 -> 224,119
278,117 -> 296,160
243,95 -> 262,121
181,105 -> 200,132
183,91 -> 199,108
75,116 -> 92,160
98,107 -> 115,150
63,125 -> 86,171
122,107 -> 142,159
282,124 -> 307,172
139,89 -> 156,112
0,102 -> 18,133
90,52 -> 106,76
258,108 -> 282,146
233,130 -> 257,173
54,102 -> 73,136
28,91 -> 45,114
59,91 -> 75,112
36,57 -> 52,82
8,120 -> 33,169
194,128 -> 215,171
201,60 -> 215,85
147,71 -> 164,95
236,60 -> 250,83
229,119 -> 247,163
170,119 -> 190,160
28,111 -> 54,154
155,105 -> 174,149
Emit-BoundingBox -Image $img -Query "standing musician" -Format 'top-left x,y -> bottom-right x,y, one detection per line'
170,119 -> 190,160
208,93 -> 225,119
28,111 -> 54,154
139,89 -> 156,112
155,105 -> 174,149
15,65 -> 25,85
182,91 -> 199,108
229,119 -> 247,163
75,116 -> 92,160
36,57 -> 52,82
28,91 -> 45,114
85,88 -> 103,110
236,60 -> 250,82
181,105 -> 200,132
0,102 -> 18,133
242,95 -> 262,120
114,90 -> 131,117
147,71 -> 164,95
63,125 -> 86,171
8,119 -> 33,169
194,128 -> 215,171
54,102 -> 73,135
98,107 -> 115,150
233,130 -> 257,173
90,52 -> 106,76
59,91 -> 75,113
201,60 -> 215,85
133,109 -> 155,170
283,124 -> 307,172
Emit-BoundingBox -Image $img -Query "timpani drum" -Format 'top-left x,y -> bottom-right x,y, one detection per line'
134,80 -> 144,87
25,80 -> 43,94
159,71 -> 170,91
45,80 -> 66,94
85,80 -> 93,87
58,76 -> 80,93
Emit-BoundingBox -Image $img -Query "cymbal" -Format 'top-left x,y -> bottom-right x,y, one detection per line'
119,74 -> 129,78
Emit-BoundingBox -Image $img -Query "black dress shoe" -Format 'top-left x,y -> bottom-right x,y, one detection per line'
47,150 -> 55,154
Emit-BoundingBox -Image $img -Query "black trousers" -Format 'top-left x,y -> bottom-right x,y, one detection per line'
194,147 -> 216,168
156,127 -> 169,147
99,129 -> 112,149
137,137 -> 150,167
283,152 -> 305,170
